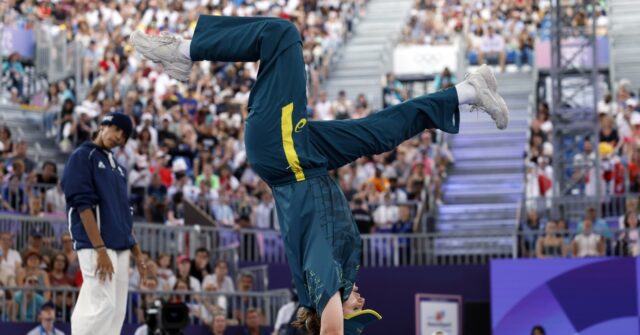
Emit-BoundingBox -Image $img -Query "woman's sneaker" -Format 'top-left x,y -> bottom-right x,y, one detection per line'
130,31 -> 193,82
465,65 -> 509,130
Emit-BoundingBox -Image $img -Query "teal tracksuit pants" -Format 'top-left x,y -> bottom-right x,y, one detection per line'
191,15 -> 460,315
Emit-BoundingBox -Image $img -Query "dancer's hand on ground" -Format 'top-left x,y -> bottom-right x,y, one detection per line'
96,249 -> 114,282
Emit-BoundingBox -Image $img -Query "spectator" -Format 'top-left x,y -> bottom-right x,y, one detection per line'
383,72 -> 405,107
35,161 -> 58,189
0,126 -> 13,157
167,191 -> 186,226
242,308 -> 270,335
535,221 -> 566,258
50,285 -> 74,322
191,248 -> 213,284
47,252 -> 73,287
12,274 -> 46,321
393,204 -> 414,234
175,255 -> 201,292
0,232 -> 21,286
210,313 -> 228,335
203,260 -> 235,295
254,191 -> 277,230
136,275 -> 161,325
433,67 -> 456,91
233,273 -> 256,323
373,193 -> 399,231
196,279 -> 228,324
26,302 -> 65,335
617,211 -> 639,256
520,209 -> 543,258
156,253 -> 176,291
2,174 -> 28,213
196,163 -> 221,191
146,173 -> 168,223
16,251 -> 51,300
130,157 -> 152,217
44,182 -> 66,215
480,26 -> 506,72
333,90 -> 353,120
572,219 -> 605,257
20,229 -> 54,264
352,198 -> 374,234
59,233 -> 78,279
2,52 -> 25,101
213,194 -> 236,227
273,287 -> 299,335
576,207 -> 613,240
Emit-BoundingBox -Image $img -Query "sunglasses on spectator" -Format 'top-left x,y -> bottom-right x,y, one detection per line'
26,279 -> 38,285
42,318 -> 54,322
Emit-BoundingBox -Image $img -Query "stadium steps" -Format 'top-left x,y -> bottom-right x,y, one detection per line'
323,0 -> 414,110
609,0 -> 640,89
436,71 -> 531,254
0,104 -> 69,169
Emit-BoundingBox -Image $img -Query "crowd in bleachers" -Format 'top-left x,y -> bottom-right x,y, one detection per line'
1,0 -> 451,240
522,78 -> 640,259
0,223 -> 279,331
400,0 -> 609,72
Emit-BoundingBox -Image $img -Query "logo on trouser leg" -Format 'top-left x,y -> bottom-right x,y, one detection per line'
295,118 -> 307,133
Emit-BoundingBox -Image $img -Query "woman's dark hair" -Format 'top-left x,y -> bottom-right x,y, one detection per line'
624,211 -> 637,228
292,308 -> 320,334
48,252 -> 69,273
531,325 -> 546,335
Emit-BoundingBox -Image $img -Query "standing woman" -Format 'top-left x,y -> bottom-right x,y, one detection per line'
61,113 -> 147,335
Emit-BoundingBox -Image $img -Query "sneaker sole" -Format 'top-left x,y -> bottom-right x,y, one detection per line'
477,65 -> 498,93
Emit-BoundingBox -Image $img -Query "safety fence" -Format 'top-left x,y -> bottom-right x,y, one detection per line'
1,214 -> 638,267
0,286 -> 291,326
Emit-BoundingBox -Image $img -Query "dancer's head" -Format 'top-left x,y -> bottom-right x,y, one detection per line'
293,284 -> 366,334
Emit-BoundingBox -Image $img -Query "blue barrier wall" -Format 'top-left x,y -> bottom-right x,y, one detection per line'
268,263 -> 491,335
1,264 -> 491,335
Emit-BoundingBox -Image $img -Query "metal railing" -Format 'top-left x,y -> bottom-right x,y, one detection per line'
0,286 -> 291,326
2,214 -> 638,268
526,194 -> 634,222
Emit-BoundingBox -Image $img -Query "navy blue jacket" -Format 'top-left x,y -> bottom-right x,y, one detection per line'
61,142 -> 135,250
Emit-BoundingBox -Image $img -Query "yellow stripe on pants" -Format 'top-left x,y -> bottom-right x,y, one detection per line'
281,102 -> 305,181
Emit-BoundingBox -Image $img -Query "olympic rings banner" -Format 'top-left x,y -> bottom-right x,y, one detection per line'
393,45 -> 458,76
492,257 -> 639,334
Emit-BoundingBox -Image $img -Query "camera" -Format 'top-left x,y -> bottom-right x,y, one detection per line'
146,299 -> 190,335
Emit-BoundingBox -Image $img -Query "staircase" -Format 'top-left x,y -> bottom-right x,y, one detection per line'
435,71 -> 531,255
609,0 -> 640,90
0,105 -> 67,170
324,0 -> 414,110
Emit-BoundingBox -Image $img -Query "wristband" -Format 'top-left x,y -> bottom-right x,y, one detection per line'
94,245 -> 106,250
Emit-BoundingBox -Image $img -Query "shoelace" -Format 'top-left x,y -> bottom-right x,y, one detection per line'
149,31 -> 180,45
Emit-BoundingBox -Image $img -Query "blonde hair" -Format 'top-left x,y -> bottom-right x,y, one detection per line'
291,308 -> 320,334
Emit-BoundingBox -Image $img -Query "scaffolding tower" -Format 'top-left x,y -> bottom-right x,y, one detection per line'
549,0 -> 602,220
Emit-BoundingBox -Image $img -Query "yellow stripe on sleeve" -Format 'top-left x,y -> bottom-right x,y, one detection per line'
281,103 -> 305,181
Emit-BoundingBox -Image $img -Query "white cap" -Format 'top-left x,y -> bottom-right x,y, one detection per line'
626,98 -> 638,108
141,113 -> 153,122
172,158 -> 188,172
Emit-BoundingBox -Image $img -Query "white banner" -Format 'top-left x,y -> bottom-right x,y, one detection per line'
416,294 -> 461,335
393,45 -> 458,76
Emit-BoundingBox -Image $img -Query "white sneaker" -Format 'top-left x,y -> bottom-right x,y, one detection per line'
130,31 -> 193,82
466,65 -> 509,130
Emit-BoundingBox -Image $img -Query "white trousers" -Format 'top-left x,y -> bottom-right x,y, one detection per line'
72,249 -> 130,335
